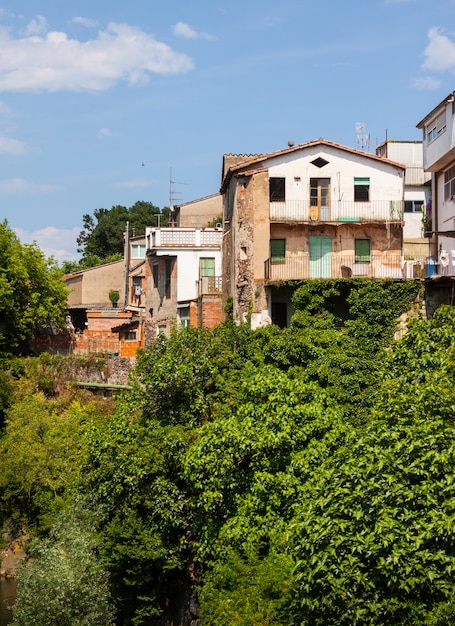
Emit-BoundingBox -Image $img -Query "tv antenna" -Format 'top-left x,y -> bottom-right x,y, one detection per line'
355,122 -> 370,153
169,167 -> 188,211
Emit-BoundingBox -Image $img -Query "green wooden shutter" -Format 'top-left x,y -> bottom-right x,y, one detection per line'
355,239 -> 371,262
270,239 -> 286,263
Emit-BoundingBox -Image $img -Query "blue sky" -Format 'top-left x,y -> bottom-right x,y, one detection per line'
0,0 -> 454,261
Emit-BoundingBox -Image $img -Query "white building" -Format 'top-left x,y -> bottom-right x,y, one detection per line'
376,140 -> 431,257
144,227 -> 223,339
417,90 -> 455,274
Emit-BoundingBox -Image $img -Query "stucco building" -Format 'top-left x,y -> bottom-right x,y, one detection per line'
144,226 -> 223,341
417,90 -> 455,275
221,138 -> 406,328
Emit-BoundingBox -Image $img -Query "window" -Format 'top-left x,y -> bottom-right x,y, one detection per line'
270,239 -> 286,263
133,276 -> 143,297
131,244 -> 146,259
427,113 -> 446,143
269,177 -> 285,202
152,264 -> 159,287
310,178 -> 331,212
354,177 -> 370,202
200,257 -> 215,291
404,200 -> 424,213
178,305 -> 190,328
355,239 -> 371,263
165,259 -> 173,299
124,330 -> 137,341
444,166 -> 455,201
200,257 -> 215,277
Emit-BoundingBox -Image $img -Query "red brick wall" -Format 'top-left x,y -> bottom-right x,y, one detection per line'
199,294 -> 223,328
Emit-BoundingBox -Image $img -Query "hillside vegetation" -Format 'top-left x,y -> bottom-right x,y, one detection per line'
3,279 -> 455,625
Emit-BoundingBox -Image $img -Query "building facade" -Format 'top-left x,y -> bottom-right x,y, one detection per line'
144,226 -> 223,341
417,90 -> 455,275
375,140 -> 431,259
221,139 -> 406,328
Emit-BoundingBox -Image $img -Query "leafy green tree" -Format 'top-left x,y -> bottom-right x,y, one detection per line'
0,221 -> 68,357
0,384 -> 109,532
11,503 -> 115,626
80,409 -> 192,625
199,549 -> 294,626
289,305 -> 455,625
77,200 -> 169,261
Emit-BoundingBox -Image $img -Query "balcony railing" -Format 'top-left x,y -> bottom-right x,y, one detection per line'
198,275 -> 223,295
269,200 -> 403,223
146,227 -> 222,249
264,254 -> 404,282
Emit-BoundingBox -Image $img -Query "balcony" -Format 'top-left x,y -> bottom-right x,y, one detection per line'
198,276 -> 223,295
269,200 -> 403,223
146,227 -> 222,249
264,254 -> 404,282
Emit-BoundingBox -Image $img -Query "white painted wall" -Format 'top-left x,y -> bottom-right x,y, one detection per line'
174,248 -> 222,302
266,145 -> 404,205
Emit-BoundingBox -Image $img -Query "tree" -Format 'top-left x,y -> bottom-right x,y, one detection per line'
77,201 -> 169,261
289,306 -> 455,625
0,384 -> 110,532
0,221 -> 68,357
11,503 -> 115,626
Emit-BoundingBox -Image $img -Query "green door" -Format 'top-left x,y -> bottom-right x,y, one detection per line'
309,236 -> 332,278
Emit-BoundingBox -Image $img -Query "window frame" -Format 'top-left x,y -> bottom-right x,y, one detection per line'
354,238 -> 371,263
404,200 -> 424,213
270,238 -> 286,264
131,244 -> 146,259
354,177 -> 370,202
444,166 -> 455,201
269,177 -> 286,202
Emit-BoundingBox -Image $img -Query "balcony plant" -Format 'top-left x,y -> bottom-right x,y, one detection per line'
108,290 -> 120,308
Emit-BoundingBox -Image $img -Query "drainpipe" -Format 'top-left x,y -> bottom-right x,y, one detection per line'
123,221 -> 130,309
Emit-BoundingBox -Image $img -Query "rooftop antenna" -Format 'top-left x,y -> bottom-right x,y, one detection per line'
355,122 -> 370,153
169,167 -> 188,212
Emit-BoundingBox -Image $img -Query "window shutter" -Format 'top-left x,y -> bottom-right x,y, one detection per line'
355,239 -> 371,262
270,239 -> 286,263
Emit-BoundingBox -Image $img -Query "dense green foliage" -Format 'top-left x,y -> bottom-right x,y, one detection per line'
76,200 -> 171,264
0,221 -> 68,357
6,279 -> 455,625
11,504 -> 114,626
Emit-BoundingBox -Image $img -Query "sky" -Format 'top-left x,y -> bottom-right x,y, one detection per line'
0,0 -> 454,261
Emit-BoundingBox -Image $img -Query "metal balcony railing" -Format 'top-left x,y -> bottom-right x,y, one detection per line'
269,200 -> 404,222
264,254 -> 404,281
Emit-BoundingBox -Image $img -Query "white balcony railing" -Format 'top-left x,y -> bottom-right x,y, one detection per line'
270,200 -> 403,222
146,227 -> 222,249
264,254 -> 404,281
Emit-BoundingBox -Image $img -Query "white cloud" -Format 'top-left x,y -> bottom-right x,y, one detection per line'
411,76 -> 442,90
97,127 -> 112,139
0,178 -> 62,193
172,21 -> 215,41
0,21 -> 194,92
71,16 -> 99,28
15,225 -> 79,261
422,27 -> 455,72
22,15 -> 48,36
0,136 -> 27,154
112,177 -> 151,189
